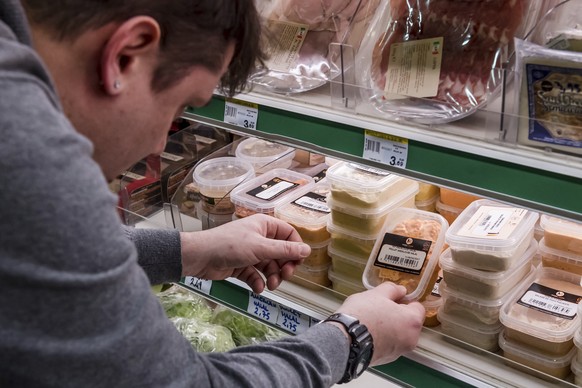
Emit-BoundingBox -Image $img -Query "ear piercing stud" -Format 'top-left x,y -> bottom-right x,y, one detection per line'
113,80 -> 120,89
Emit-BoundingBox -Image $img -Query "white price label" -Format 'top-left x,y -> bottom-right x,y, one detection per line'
183,277 -> 212,295
276,306 -> 310,335
224,98 -> 259,130
248,293 -> 278,323
363,130 -> 408,168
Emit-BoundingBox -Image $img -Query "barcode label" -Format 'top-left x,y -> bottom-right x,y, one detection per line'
365,139 -> 381,154
224,98 -> 258,130
225,105 -> 237,118
520,290 -> 578,319
363,130 -> 408,168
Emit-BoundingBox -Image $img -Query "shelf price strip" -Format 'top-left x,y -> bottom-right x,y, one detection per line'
248,293 -> 316,335
183,276 -> 213,295
363,130 -> 409,169
224,98 -> 259,130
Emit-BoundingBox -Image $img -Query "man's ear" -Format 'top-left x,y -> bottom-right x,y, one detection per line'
99,16 -> 161,95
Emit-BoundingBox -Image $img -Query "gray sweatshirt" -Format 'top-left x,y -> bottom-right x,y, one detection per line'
0,1 -> 348,387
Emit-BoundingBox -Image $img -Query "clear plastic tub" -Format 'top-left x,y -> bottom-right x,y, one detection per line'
437,306 -> 503,351
439,240 -> 537,300
435,199 -> 463,225
327,180 -> 418,235
235,137 -> 295,174
230,169 -> 315,218
289,264 -> 331,291
328,267 -> 366,297
499,329 -> 576,380
193,157 -> 255,215
572,354 -> 582,386
302,239 -> 331,268
274,181 -> 330,244
328,244 -> 367,280
540,214 -> 582,255
197,207 -> 235,230
416,182 -> 440,202
574,329 -> 582,365
539,237 -> 582,276
423,277 -> 443,328
363,208 -> 448,302
499,267 -> 582,356
439,187 -> 481,209
326,162 -> 419,208
415,195 -> 439,213
445,199 -> 539,271
327,221 -> 380,261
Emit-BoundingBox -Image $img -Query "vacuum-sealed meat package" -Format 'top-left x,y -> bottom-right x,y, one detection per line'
252,0 -> 380,94
357,0 -> 543,123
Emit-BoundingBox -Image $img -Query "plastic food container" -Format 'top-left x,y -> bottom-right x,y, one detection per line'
274,181 -> 331,244
445,199 -> 539,271
439,240 -> 537,300
437,306 -> 502,351
539,237 -> 582,276
572,354 -> 582,386
326,162 -> 419,208
435,199 -> 463,225
328,244 -> 367,280
499,329 -> 576,380
193,157 -> 255,215
574,329 -> 582,364
439,187 -> 481,209
327,180 -> 418,235
363,208 -> 448,302
499,267 -> 582,356
235,137 -> 295,174
302,240 -> 331,268
197,207 -> 235,230
540,214 -> 582,255
423,276 -> 443,327
416,182 -> 440,202
328,267 -> 366,297
415,195 -> 439,212
289,264 -> 331,291
230,169 -> 315,218
327,221 -> 380,261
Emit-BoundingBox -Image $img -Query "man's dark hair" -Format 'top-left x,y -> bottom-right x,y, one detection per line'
22,0 -> 264,96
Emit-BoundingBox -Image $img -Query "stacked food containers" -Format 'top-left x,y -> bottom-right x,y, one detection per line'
435,187 -> 481,225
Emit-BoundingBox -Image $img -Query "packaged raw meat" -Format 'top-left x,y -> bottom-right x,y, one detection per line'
356,0 -> 545,123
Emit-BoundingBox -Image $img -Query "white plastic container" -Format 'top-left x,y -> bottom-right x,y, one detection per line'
328,243 -> 367,280
540,214 -> 582,255
538,237 -> 582,276
445,199 -> 539,271
326,162 -> 418,208
235,137 -> 295,174
437,306 -> 503,351
328,267 -> 366,298
327,221 -> 380,261
363,208 -> 448,302
193,157 -> 255,215
439,240 -> 537,300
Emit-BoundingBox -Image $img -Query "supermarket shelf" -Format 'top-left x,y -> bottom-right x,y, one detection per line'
184,93 -> 582,221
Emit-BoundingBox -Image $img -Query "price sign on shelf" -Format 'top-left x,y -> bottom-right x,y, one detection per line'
224,98 -> 259,130
276,306 -> 310,335
363,130 -> 409,169
183,276 -> 213,295
247,292 -> 278,324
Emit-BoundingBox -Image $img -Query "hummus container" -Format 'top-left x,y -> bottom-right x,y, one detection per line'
445,199 -> 539,271
435,199 -> 463,225
302,239 -> 331,268
439,187 -> 481,209
437,306 -> 502,351
439,240 -> 537,300
326,162 -> 418,208
328,244 -> 367,280
363,208 -> 448,302
499,329 -> 576,380
327,180 -> 418,235
539,237 -> 582,276
499,267 -> 582,356
235,137 -> 295,174
328,267 -> 366,297
540,214 -> 582,255
289,264 -> 331,291
230,169 -> 314,218
274,181 -> 331,244
327,221 -> 380,261
193,157 -> 255,215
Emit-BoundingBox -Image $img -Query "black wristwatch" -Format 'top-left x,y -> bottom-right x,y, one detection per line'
322,313 -> 374,384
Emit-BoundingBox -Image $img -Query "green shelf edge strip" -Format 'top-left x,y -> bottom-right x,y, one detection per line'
187,97 -> 582,219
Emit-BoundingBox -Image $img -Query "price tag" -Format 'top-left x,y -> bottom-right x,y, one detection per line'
363,130 -> 408,168
183,276 -> 212,295
224,98 -> 259,130
276,306 -> 310,335
247,292 -> 278,324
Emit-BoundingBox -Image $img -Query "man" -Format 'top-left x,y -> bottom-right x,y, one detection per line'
0,1 -> 425,387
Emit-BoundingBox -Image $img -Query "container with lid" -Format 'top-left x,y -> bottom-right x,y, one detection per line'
235,137 -> 295,174
328,267 -> 366,298
439,187 -> 481,209
363,208 -> 448,302
230,169 -> 315,218
499,267 -> 582,356
327,221 -> 380,261
416,182 -> 440,202
328,244 -> 367,280
540,214 -> 582,255
445,199 -> 539,271
435,199 -> 463,225
289,264 -> 331,291
423,274 -> 443,327
193,157 -> 255,215
302,240 -> 331,268
437,306 -> 503,351
439,240 -> 537,300
327,180 -> 418,236
415,195 -> 439,213
574,329 -> 582,364
572,353 -> 582,386
539,237 -> 582,276
499,329 -> 576,380
274,181 -> 331,244
326,162 -> 418,208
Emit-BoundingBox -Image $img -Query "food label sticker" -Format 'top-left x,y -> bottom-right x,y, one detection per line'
312,168 -> 327,183
248,292 -> 278,323
293,192 -> 330,214
124,171 -> 146,181
183,276 -> 212,295
247,177 -> 298,201
277,306 -> 310,334
517,282 -> 582,320
457,206 -> 528,239
363,130 -> 408,168
161,152 -> 185,162
431,276 -> 443,297
194,135 -> 217,145
373,233 -> 432,275
264,20 -> 309,72
224,98 -> 259,130
384,37 -> 443,99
